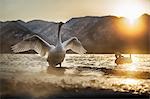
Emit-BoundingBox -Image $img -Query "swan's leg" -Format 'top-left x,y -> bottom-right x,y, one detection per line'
47,59 -> 55,67
59,63 -> 62,67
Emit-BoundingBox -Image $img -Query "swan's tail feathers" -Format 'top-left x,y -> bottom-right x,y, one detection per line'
62,37 -> 87,54
11,35 -> 55,57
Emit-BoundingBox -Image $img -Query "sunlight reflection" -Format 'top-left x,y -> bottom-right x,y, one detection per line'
130,55 -> 139,71
121,78 -> 139,85
132,55 -> 139,63
123,55 -> 139,71
115,17 -> 146,40
123,64 -> 137,71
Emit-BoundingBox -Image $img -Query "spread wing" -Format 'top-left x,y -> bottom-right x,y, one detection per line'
11,34 -> 55,56
62,37 -> 87,54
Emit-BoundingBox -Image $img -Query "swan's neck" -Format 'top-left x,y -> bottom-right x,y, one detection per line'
130,54 -> 132,59
57,24 -> 62,45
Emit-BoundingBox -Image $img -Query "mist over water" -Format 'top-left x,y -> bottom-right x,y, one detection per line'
0,54 -> 150,98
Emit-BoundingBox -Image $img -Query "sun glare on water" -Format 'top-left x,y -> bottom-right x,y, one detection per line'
125,55 -> 139,71
121,78 -> 139,85
132,55 -> 139,63
126,64 -> 137,71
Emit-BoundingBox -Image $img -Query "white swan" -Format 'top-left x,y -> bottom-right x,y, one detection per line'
11,22 -> 87,72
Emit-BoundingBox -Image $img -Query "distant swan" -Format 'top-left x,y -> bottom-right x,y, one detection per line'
11,22 -> 87,72
115,53 -> 132,65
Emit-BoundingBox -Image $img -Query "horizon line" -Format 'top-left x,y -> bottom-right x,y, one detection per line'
0,13 -> 149,23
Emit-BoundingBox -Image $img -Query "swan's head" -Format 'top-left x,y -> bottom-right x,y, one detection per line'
115,52 -> 122,58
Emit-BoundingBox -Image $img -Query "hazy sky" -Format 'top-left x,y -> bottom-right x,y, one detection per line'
0,0 -> 150,22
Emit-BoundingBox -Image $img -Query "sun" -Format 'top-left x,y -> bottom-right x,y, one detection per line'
114,0 -> 147,39
119,4 -> 140,25
114,0 -> 144,25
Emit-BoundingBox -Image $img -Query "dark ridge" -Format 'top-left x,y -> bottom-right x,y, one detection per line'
0,14 -> 150,53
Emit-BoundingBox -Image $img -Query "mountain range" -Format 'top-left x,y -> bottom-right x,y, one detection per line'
0,14 -> 150,53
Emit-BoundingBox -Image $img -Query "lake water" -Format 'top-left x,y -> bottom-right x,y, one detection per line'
0,54 -> 150,97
